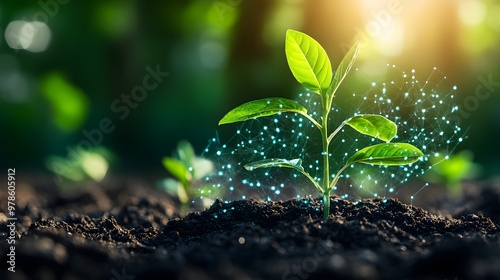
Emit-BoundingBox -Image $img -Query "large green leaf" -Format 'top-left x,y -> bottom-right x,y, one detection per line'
326,41 -> 360,108
345,114 -> 397,142
219,97 -> 307,125
347,143 -> 424,166
285,29 -> 332,93
244,158 -> 304,172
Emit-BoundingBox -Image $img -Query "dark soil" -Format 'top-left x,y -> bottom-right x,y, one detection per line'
1,176 -> 500,280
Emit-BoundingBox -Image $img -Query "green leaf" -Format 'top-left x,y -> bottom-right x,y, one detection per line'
245,158 -> 304,172
347,143 -> 424,166
345,114 -> 397,142
158,178 -> 181,194
162,157 -> 191,184
191,157 -> 214,180
326,41 -> 360,108
219,97 -> 307,125
176,140 -> 195,168
45,155 -> 87,182
245,158 -> 324,192
80,152 -> 109,182
285,29 -> 332,93
158,178 -> 189,203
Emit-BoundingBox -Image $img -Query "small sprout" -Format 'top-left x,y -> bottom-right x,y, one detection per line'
46,146 -> 112,190
160,140 -> 214,215
219,30 -> 424,219
425,150 -> 481,196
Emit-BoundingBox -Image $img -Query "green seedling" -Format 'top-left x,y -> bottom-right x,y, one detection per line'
46,146 -> 112,189
161,140 -> 215,215
426,150 -> 480,196
219,29 -> 424,219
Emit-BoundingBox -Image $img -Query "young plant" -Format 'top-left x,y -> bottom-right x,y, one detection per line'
161,140 -> 215,215
425,150 -> 480,196
219,29 -> 424,219
46,146 -> 112,190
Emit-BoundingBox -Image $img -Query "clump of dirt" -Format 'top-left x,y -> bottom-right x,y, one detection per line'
1,178 -> 499,280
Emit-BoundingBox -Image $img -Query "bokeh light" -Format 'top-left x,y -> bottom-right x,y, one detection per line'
4,20 -> 51,52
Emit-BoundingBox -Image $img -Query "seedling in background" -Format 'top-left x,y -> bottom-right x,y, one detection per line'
219,29 -> 424,219
425,150 -> 481,196
46,146 -> 112,189
161,140 -> 215,215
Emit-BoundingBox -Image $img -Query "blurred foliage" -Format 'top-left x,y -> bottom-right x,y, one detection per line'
425,150 -> 481,196
45,146 -> 114,190
0,0 -> 498,179
159,140 -> 215,214
41,72 -> 89,132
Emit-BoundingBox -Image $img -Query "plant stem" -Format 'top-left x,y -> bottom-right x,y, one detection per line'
329,163 -> 350,190
320,94 -> 331,219
323,192 -> 330,219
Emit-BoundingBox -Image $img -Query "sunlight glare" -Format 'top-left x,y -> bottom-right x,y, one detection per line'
373,19 -> 404,57
458,0 -> 486,26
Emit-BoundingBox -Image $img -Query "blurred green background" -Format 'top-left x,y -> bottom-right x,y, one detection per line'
1,0 -> 499,179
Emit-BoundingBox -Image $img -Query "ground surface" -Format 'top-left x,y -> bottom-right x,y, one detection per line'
1,176 -> 500,280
